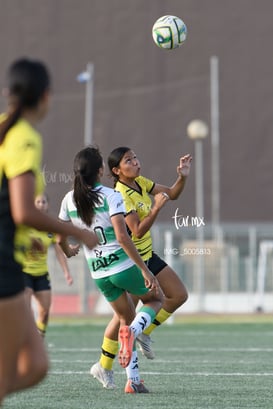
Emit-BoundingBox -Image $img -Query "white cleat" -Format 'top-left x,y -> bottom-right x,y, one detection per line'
136,333 -> 155,359
90,362 -> 116,389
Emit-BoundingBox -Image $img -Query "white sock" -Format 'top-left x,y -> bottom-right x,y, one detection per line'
129,312 -> 152,338
125,350 -> 140,384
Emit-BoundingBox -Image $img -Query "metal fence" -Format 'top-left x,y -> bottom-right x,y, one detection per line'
48,223 -> 273,315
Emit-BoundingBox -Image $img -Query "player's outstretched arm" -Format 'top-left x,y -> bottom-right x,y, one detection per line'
151,153 -> 192,200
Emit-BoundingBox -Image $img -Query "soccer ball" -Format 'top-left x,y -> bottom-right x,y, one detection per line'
152,15 -> 187,50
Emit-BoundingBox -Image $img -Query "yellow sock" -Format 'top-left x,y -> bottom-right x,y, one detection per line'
100,337 -> 119,370
143,308 -> 171,335
36,320 -> 47,337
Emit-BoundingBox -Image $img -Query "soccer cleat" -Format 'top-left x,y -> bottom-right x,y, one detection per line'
124,379 -> 149,394
136,333 -> 155,359
118,325 -> 134,368
90,362 -> 116,389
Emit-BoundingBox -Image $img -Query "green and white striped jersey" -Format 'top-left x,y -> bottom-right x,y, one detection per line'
59,185 -> 134,279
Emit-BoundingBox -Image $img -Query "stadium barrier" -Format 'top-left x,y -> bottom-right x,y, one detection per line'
46,223 -> 273,315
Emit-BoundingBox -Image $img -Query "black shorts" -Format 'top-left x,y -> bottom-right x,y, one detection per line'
23,272 -> 51,292
145,252 -> 167,276
0,262 -> 25,298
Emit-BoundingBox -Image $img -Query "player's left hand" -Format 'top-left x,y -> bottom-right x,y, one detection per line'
65,273 -> 73,286
68,244 -> 80,256
177,154 -> 192,177
142,269 -> 161,295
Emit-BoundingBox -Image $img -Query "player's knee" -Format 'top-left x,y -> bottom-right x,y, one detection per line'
173,287 -> 188,309
25,349 -> 49,387
31,356 -> 49,386
37,360 -> 49,383
0,385 -> 8,404
180,289 -> 188,305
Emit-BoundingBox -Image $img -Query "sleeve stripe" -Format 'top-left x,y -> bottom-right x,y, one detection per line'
148,182 -> 155,194
110,212 -> 125,218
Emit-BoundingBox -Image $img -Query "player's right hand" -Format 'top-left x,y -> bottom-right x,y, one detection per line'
153,192 -> 169,210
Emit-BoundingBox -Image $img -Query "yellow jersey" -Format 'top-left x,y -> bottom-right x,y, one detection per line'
0,117 -> 44,268
115,175 -> 155,261
23,229 -> 56,276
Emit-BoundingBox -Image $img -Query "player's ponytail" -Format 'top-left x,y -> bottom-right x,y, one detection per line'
73,146 -> 103,227
0,58 -> 50,144
0,103 -> 23,144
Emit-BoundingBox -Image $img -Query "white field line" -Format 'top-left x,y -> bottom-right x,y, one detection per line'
50,370 -> 273,377
47,325 -> 273,339
48,331 -> 273,337
49,347 -> 273,352
158,331 -> 273,336
50,359 -> 264,364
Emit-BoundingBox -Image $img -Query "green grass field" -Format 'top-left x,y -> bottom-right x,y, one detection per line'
4,316 -> 273,409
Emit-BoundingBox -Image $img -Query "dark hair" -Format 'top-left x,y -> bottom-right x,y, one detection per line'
107,146 -> 130,186
0,58 -> 51,144
73,146 -> 103,226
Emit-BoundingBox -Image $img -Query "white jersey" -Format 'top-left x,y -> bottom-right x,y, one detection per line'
58,185 -> 134,279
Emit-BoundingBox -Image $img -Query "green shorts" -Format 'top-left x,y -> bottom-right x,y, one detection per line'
94,265 -> 149,302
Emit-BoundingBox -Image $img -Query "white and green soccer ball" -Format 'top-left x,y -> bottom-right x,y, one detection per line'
152,15 -> 187,50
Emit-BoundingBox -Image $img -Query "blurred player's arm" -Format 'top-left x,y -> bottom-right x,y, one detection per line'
54,240 -> 76,286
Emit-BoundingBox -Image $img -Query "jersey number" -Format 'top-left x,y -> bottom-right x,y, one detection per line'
94,226 -> 107,245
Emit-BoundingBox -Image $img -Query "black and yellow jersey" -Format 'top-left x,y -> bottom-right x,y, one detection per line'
115,175 -> 155,261
23,229 -> 55,276
0,117 -> 44,271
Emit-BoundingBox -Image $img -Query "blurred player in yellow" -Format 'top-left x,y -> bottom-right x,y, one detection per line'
23,193 -> 76,337
0,58 -> 98,405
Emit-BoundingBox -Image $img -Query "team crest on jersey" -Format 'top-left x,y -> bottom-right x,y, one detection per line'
94,249 -> 103,257
137,201 -> 151,212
